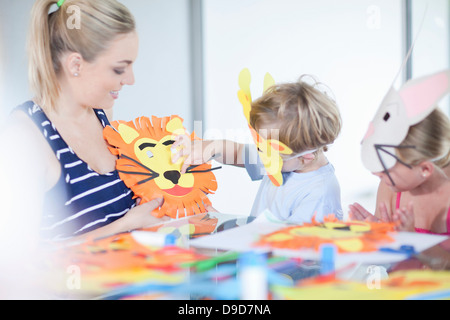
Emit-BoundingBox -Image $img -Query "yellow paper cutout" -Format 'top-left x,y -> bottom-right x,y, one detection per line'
237,68 -> 293,186
166,117 -> 186,135
263,72 -> 275,93
273,270 -> 450,300
118,123 -> 140,144
333,239 -> 364,252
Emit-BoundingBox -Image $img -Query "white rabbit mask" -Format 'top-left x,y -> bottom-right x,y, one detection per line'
361,69 -> 450,185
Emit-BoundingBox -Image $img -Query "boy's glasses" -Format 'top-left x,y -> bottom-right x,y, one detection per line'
281,148 -> 319,161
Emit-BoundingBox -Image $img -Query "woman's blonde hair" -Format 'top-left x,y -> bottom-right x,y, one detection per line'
398,108 -> 450,169
27,0 -> 135,111
250,76 -> 342,154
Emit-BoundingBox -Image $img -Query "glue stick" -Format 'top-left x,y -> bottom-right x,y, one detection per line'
239,251 -> 268,300
131,231 -> 176,247
320,244 -> 337,276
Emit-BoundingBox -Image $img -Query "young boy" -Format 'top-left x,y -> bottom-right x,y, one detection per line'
173,76 -> 343,224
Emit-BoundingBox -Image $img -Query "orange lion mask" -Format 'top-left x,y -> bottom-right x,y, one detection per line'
103,115 -> 218,219
255,215 -> 395,253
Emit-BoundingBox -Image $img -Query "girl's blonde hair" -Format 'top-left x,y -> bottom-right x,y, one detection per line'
398,108 -> 450,169
250,77 -> 342,154
27,0 -> 135,111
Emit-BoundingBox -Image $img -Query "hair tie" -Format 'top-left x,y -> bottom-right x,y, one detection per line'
57,0 -> 65,7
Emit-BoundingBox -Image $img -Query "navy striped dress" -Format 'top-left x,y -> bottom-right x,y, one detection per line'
17,101 -> 136,241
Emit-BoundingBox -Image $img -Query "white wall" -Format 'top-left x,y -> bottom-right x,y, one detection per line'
0,0 -> 194,129
0,0 -> 33,122
202,0 -> 448,217
412,0 -> 450,116
114,0 -> 194,128
0,0 -> 448,219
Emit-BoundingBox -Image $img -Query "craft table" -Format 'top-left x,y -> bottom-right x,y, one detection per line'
42,212 -> 450,300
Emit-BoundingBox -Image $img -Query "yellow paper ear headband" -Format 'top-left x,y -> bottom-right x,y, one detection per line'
238,68 -> 294,187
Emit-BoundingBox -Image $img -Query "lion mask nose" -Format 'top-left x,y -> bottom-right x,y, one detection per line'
164,170 -> 181,184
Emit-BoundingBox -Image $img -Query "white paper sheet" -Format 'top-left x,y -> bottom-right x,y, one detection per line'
189,210 -> 285,252
189,210 -> 448,266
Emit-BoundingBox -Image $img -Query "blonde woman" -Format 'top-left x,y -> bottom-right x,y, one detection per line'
350,108 -> 450,235
173,78 -> 343,224
2,0 -> 166,242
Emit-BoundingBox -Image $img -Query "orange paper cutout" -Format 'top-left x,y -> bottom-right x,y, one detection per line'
53,233 -> 207,273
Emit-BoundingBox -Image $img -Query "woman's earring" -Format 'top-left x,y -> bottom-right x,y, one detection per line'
74,72 -> 79,77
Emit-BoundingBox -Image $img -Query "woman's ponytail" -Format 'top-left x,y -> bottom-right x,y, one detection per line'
27,0 -> 60,109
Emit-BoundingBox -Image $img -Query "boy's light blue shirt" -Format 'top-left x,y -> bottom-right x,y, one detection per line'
243,144 -> 343,224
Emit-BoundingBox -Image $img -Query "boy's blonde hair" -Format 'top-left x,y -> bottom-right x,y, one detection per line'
27,0 -> 135,111
250,77 -> 342,154
397,108 -> 450,169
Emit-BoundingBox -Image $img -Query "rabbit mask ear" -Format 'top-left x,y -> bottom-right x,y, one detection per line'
399,70 -> 450,125
361,70 -> 450,176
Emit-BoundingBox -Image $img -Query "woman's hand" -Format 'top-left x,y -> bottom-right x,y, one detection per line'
66,198 -> 169,243
205,205 -> 219,213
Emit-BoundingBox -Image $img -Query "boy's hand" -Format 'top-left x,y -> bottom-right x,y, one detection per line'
171,135 -> 212,174
171,134 -> 190,170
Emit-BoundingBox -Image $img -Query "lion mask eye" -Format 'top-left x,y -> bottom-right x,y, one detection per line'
146,150 -> 154,158
162,140 -> 176,146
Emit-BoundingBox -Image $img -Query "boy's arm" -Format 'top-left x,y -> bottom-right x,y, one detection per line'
171,137 -> 245,174
204,140 -> 245,167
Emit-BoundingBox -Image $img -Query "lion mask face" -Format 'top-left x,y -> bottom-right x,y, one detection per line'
103,115 -> 218,219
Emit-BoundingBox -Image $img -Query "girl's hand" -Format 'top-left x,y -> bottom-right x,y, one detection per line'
121,198 -> 170,231
348,202 -> 391,223
392,201 -> 415,232
349,202 -> 378,222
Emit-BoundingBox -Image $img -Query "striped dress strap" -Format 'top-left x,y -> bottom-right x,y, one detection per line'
15,101 -> 136,240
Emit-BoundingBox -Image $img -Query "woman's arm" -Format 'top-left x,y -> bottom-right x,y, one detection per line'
0,112 -> 49,241
0,113 -> 50,297
67,198 -> 169,243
